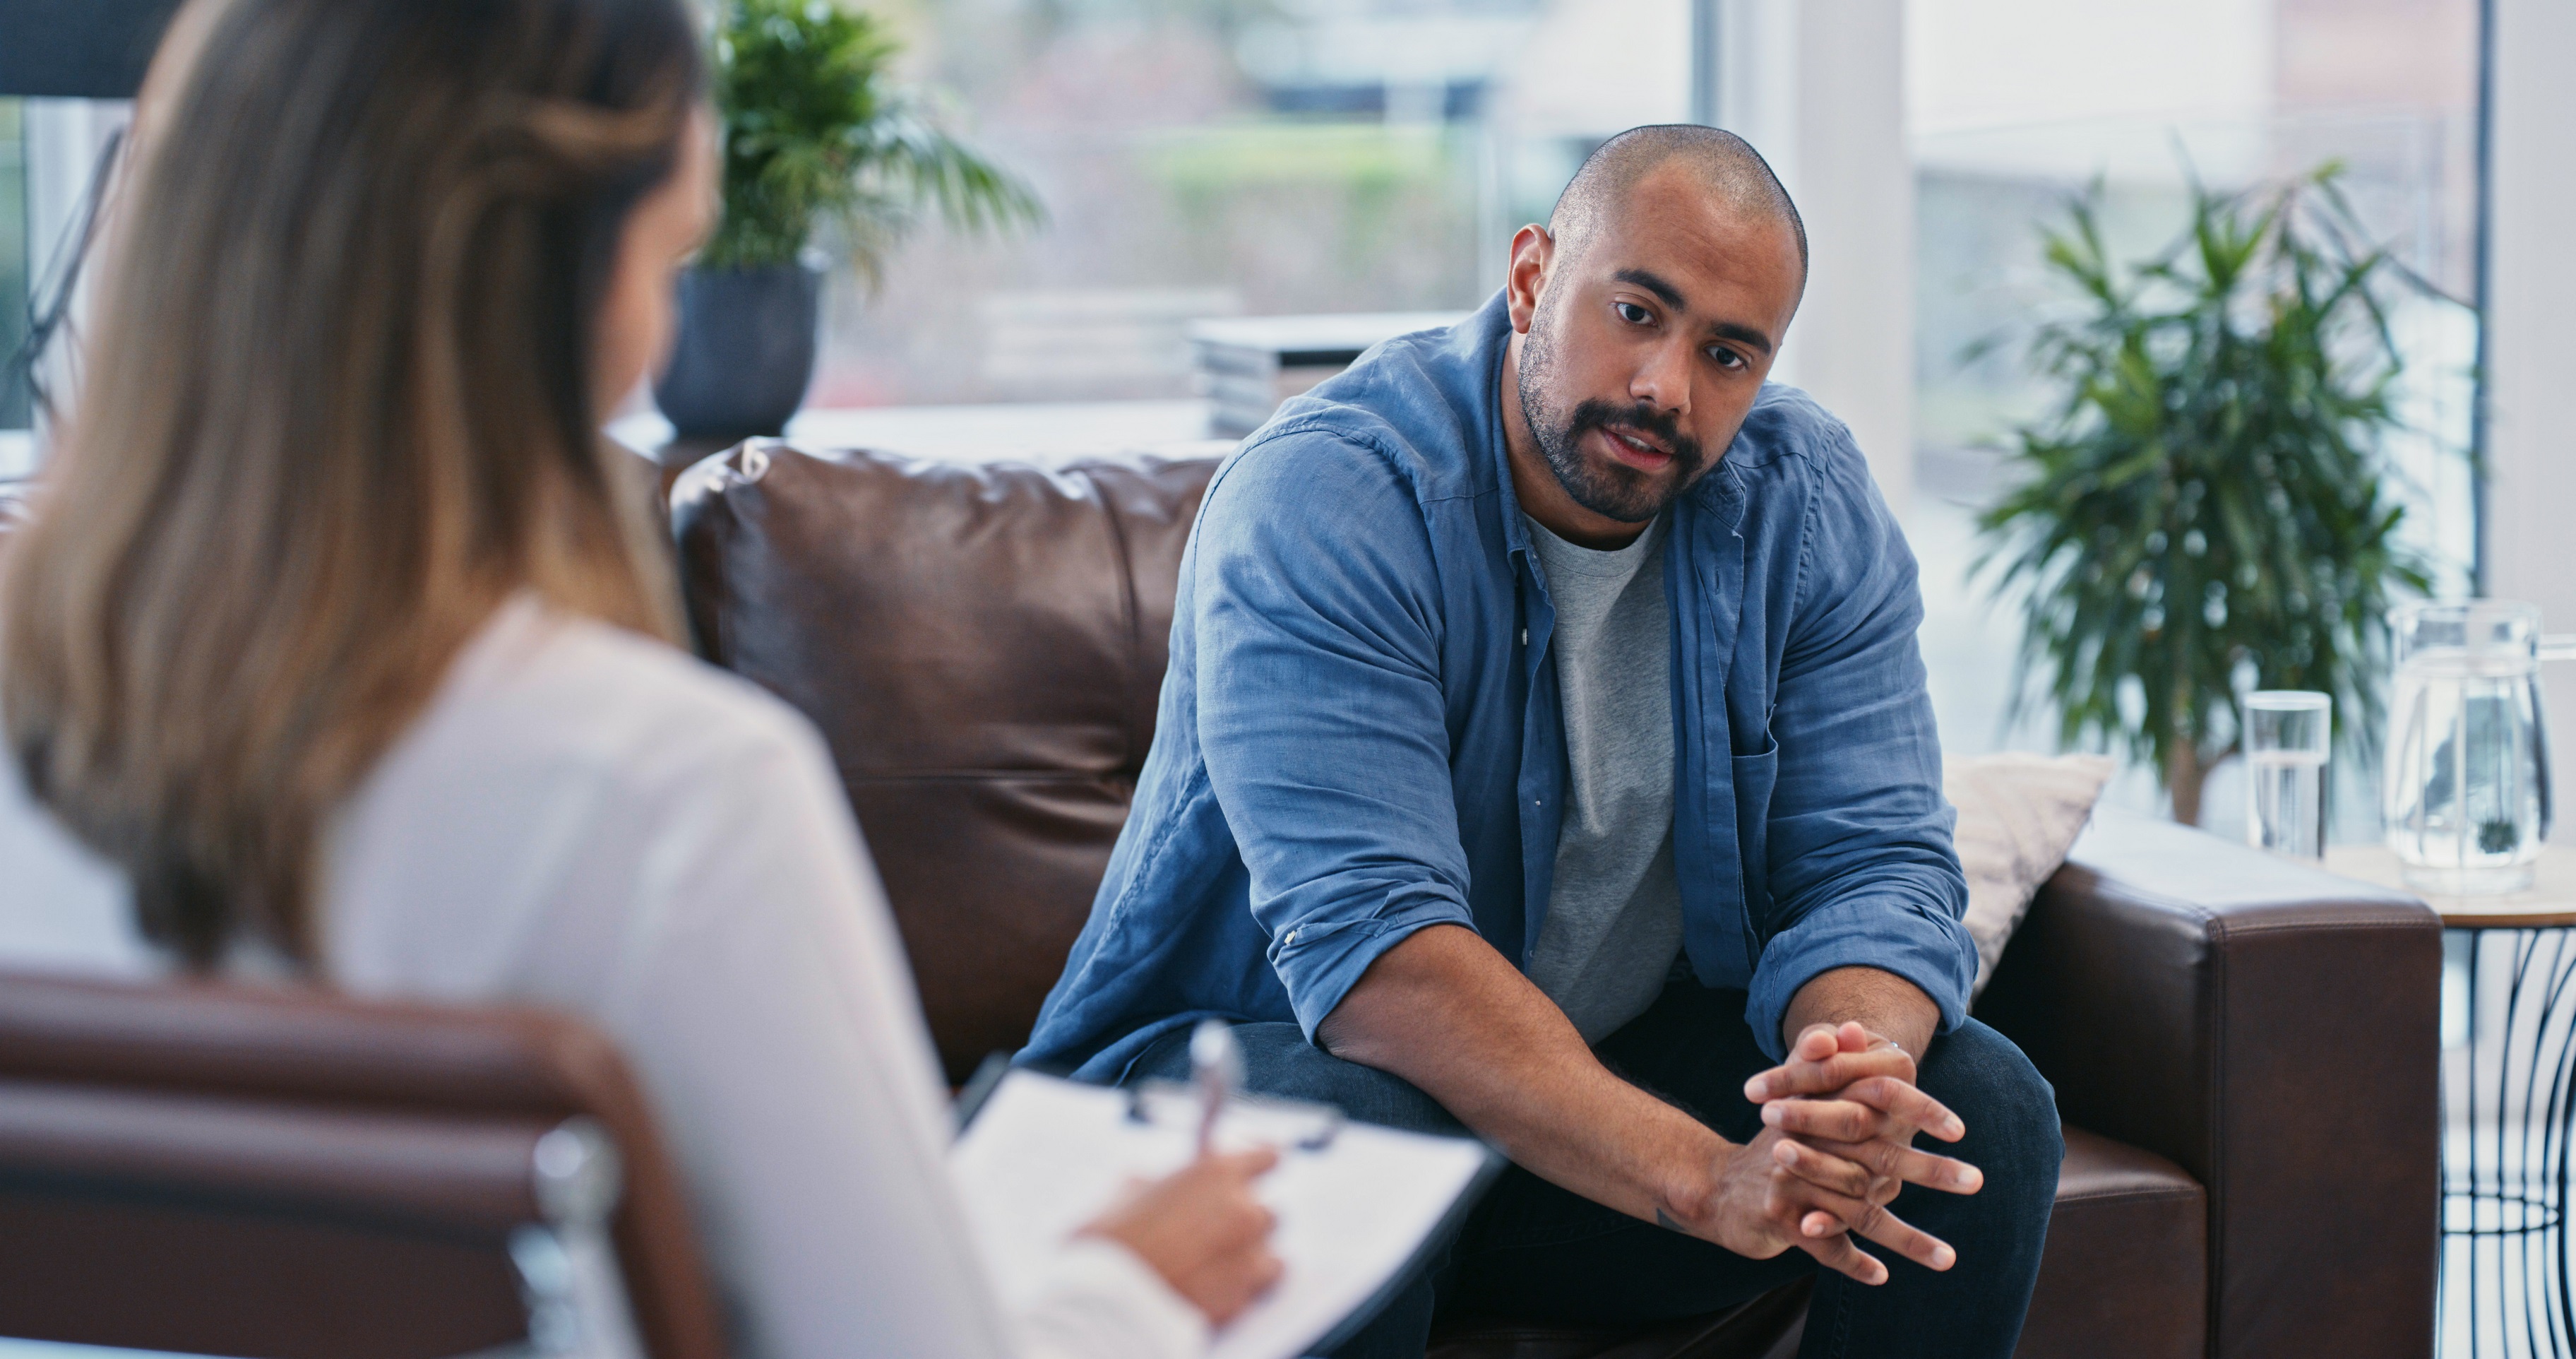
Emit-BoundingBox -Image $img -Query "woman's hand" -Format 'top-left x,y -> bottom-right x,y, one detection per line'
1080,1146 -> 1285,1324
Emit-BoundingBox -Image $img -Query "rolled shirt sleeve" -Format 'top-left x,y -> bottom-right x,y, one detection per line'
1022,318 -> 1974,1081
1189,430 -> 1481,1038
1741,438 -> 1976,1061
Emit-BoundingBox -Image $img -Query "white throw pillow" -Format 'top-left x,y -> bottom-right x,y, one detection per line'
1944,752 -> 2115,997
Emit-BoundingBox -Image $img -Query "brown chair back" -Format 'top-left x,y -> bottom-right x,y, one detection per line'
671,441 -> 1218,1082
0,971 -> 728,1359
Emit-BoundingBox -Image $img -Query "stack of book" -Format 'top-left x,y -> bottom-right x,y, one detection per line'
1188,311 -> 1466,437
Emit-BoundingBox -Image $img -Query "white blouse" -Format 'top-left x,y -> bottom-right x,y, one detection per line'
0,597 -> 1205,1359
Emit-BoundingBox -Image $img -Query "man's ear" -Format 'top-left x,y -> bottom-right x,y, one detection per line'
1504,225 -> 1554,336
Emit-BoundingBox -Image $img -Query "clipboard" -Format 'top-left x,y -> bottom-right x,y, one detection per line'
953,1064 -> 1501,1359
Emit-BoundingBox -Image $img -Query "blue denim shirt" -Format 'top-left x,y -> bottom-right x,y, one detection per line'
1022,292 -> 1972,1080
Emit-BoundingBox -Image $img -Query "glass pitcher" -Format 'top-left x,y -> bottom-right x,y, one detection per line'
2383,600 -> 2576,894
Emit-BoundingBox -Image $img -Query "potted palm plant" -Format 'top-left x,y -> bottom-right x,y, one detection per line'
654,0 -> 1042,440
1977,166 -> 2451,825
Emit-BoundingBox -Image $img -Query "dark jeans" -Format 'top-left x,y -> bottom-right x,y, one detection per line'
1126,982 -> 2062,1359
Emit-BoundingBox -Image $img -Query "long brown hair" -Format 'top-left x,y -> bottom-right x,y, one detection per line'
1,0 -> 703,965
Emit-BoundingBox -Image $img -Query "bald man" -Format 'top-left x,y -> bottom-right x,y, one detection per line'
1023,126 -> 2060,1358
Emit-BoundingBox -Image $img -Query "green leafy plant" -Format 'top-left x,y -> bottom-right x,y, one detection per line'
1976,165 -> 2451,824
703,0 -> 1042,275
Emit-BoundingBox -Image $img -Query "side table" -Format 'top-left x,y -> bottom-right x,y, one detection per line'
2328,846 -> 2576,1358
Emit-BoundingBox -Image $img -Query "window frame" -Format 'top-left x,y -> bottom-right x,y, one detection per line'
4,97 -> 131,479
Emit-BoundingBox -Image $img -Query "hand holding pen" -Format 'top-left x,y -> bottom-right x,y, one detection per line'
1080,1017 -> 1282,1323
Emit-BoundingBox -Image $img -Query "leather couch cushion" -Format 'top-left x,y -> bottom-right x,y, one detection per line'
2017,1125 -> 2205,1358
671,444 -> 1217,1081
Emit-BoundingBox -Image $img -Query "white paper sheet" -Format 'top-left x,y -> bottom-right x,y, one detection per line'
951,1070 -> 1492,1359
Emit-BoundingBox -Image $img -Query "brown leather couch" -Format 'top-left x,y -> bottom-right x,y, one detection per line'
670,440 -> 2443,1359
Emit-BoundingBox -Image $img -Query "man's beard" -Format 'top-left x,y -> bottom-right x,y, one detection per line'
1515,323 -> 1708,523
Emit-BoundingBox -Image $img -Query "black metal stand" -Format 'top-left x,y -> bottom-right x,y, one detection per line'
2445,926 -> 2576,1357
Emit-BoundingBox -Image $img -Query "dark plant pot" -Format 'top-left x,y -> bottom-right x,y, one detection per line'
652,263 -> 822,441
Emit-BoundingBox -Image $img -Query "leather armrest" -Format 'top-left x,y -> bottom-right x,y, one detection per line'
1974,807 -> 2441,1359
0,1077 -> 558,1232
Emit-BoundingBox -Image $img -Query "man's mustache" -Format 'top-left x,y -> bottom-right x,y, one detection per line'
1565,400 -> 1704,471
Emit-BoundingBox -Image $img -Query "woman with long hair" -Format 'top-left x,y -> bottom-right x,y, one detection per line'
0,1 -> 1278,1354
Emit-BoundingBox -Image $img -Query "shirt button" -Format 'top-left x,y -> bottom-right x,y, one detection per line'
1520,627 -> 1529,645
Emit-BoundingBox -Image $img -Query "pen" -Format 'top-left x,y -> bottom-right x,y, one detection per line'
1190,1018 -> 1242,1154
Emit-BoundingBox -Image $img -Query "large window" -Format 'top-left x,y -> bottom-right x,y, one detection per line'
2,98 -> 136,479
1909,0 -> 2481,581
799,0 -> 1693,410
1904,0 -> 2485,836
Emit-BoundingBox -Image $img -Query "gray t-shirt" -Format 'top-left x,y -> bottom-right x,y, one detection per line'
1520,513 -> 1685,1043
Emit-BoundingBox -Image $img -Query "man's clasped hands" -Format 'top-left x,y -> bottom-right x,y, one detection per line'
1681,1023 -> 1987,1287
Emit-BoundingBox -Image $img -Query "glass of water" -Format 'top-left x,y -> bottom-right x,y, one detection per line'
2246,691 -> 2332,860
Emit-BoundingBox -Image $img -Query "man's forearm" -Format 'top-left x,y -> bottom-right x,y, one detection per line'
1314,923 -> 1723,1224
1781,966 -> 1938,1060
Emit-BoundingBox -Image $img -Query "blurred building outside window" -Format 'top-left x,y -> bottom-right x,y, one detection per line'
793,0 -> 1694,416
